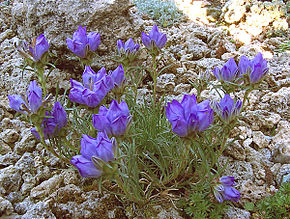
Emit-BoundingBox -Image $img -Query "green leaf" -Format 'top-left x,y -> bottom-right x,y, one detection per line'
244,202 -> 255,211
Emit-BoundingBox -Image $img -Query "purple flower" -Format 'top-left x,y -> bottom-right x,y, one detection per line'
16,34 -> 49,62
213,58 -> 239,82
238,56 -> 251,75
110,65 -> 125,87
117,38 -> 140,56
87,32 -> 101,51
70,132 -> 116,178
141,25 -> 167,50
28,34 -> 49,61
52,102 -> 67,130
67,25 -> 88,58
8,80 -> 42,114
214,94 -> 242,123
67,25 -> 101,58
26,80 -> 42,113
239,53 -> 269,84
82,66 -> 106,88
214,176 -> 241,203
165,94 -> 214,137
8,95 -> 27,114
31,102 -> 67,140
92,100 -> 131,136
69,66 -> 114,108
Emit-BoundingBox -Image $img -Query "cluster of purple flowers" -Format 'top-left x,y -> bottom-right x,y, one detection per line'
31,102 -> 67,139
69,66 -> 113,108
71,132 -> 116,178
92,100 -> 131,137
8,80 -> 42,114
67,25 -> 168,178
214,176 -> 241,203
165,94 -> 213,137
9,25 -> 247,204
8,80 -> 67,140
71,100 -> 131,177
141,25 -> 167,52
166,93 -> 243,136
117,38 -> 140,58
69,65 -> 125,108
213,53 -> 269,84
67,25 -> 101,58
214,94 -> 242,123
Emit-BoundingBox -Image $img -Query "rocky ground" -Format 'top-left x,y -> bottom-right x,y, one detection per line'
0,0 -> 289,218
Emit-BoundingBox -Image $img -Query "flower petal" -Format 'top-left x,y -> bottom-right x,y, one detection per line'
71,155 -> 102,178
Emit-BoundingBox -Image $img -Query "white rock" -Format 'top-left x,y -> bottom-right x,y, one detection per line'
30,175 -> 63,199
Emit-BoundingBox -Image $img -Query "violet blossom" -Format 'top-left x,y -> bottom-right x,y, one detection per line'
92,100 -> 131,137
141,25 -> 167,51
69,66 -> 114,108
8,80 -> 42,114
165,94 -> 214,137
214,176 -> 241,203
67,25 -> 101,58
71,132 -> 116,178
214,94 -> 242,123
31,101 -> 67,139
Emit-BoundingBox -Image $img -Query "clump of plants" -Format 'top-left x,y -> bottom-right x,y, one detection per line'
178,181 -> 229,218
9,23 -> 271,217
134,0 -> 183,27
245,182 -> 290,219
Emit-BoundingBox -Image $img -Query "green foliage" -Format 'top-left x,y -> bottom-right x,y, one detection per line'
178,181 -> 228,219
244,202 -> 255,211
0,0 -> 11,6
134,0 -> 183,27
275,40 -> 290,53
254,183 -> 290,219
114,93 -> 194,206
244,183 -> 290,218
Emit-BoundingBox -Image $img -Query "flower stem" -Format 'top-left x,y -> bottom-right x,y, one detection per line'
36,66 -> 47,96
152,54 -> 157,107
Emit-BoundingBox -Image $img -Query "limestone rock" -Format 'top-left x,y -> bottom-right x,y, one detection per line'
21,201 -> 56,219
276,164 -> 290,185
222,0 -> 247,24
0,152 -> 20,168
186,38 -> 210,60
21,172 -> 37,195
220,157 -> 254,182
260,87 -> 290,120
240,110 -> 281,130
11,0 -> 141,59
156,74 -> 176,92
272,144 -> 290,164
252,131 -> 270,149
15,152 -> 35,173
0,165 -> 22,196
14,197 -> 34,215
225,206 -> 251,219
0,140 -> 12,155
61,169 -> 80,185
0,196 -> 14,216
14,129 -> 36,155
239,179 -> 270,202
224,139 -> 246,161
0,129 -> 19,144
30,175 -> 63,199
